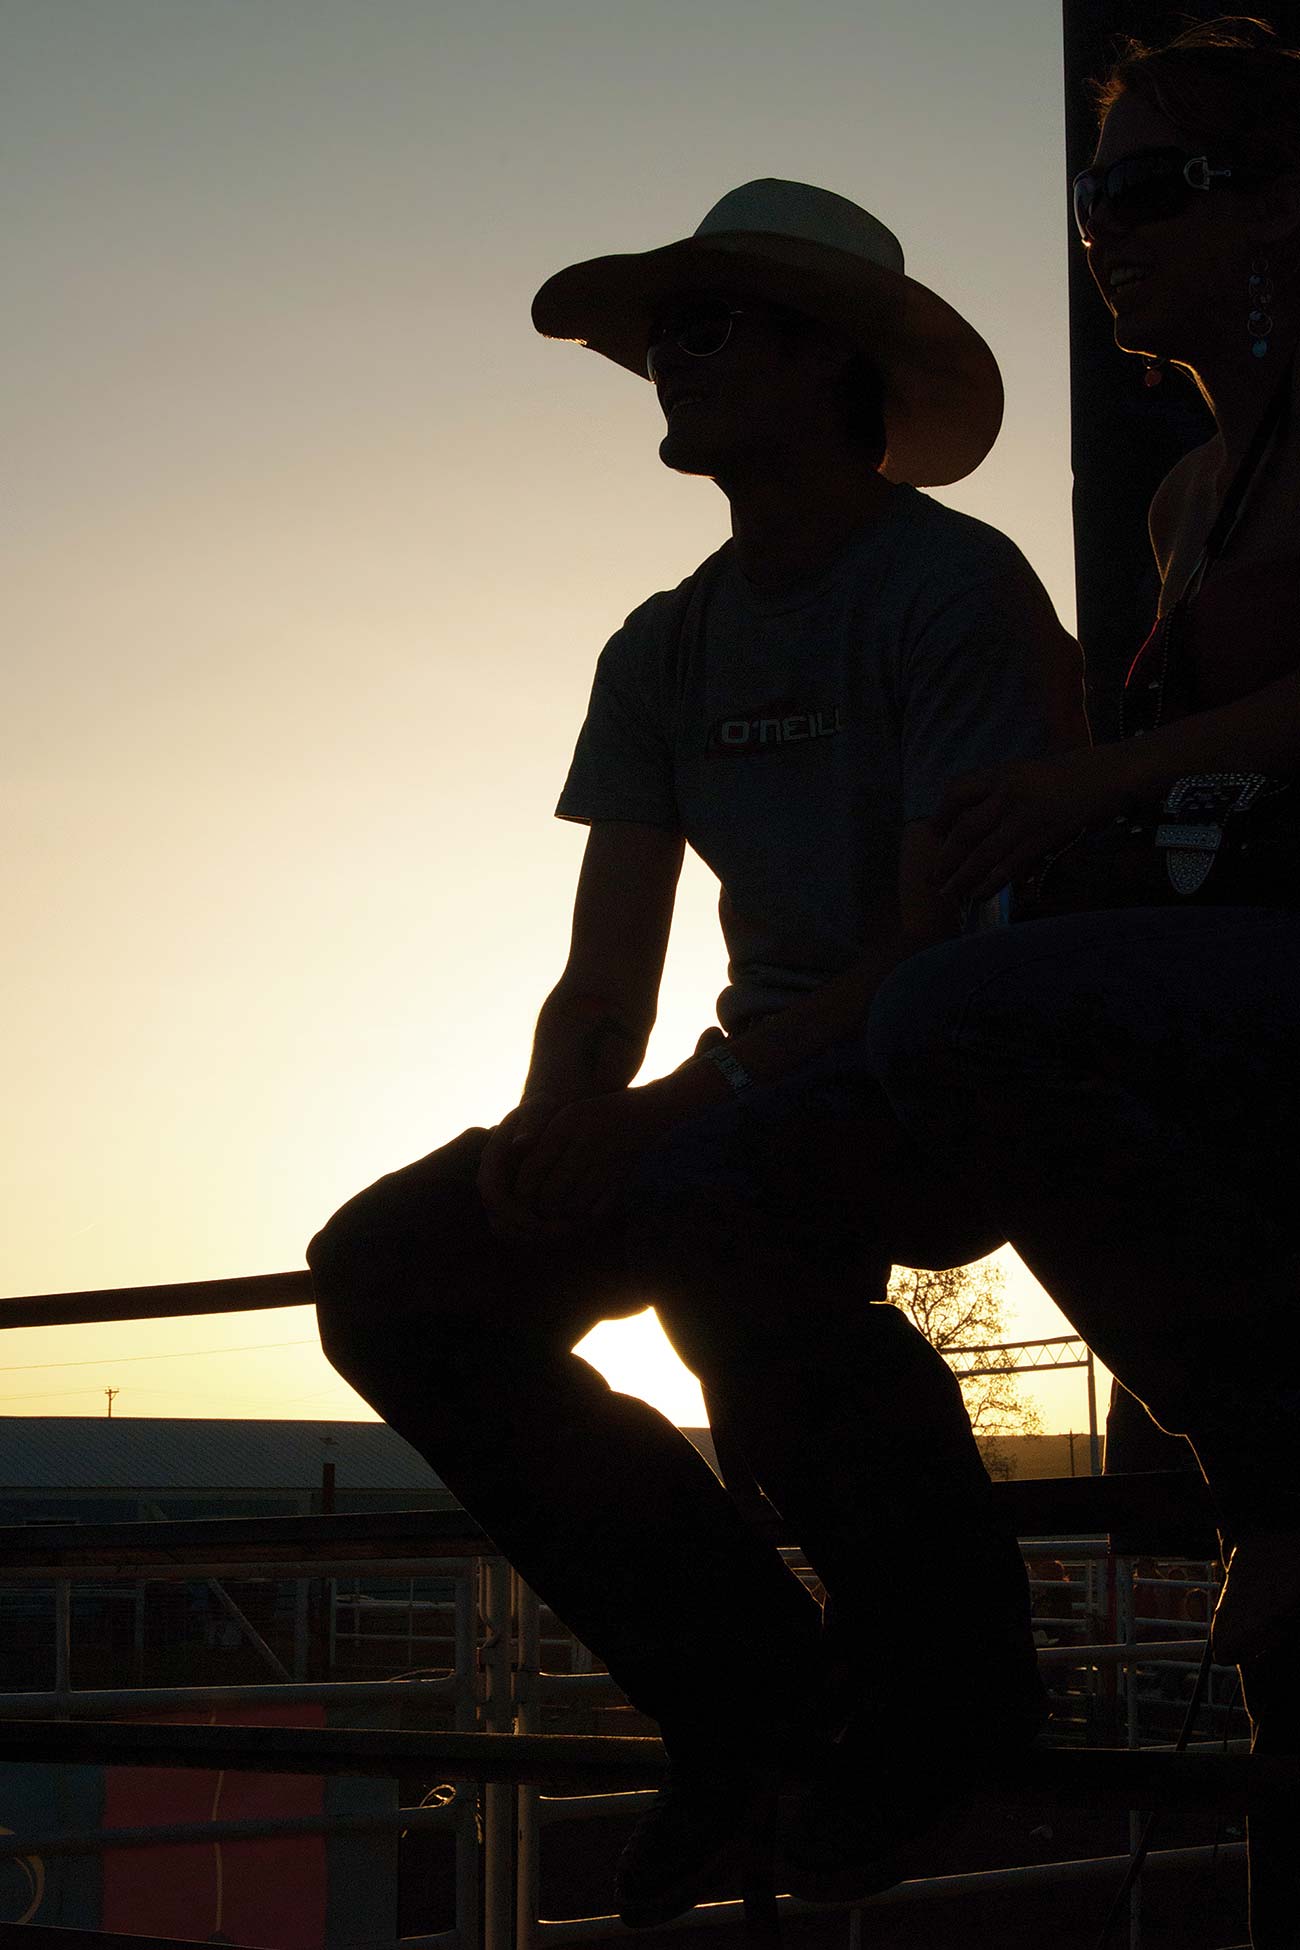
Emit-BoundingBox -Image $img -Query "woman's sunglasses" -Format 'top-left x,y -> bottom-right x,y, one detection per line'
645,305 -> 746,379
1071,148 -> 1240,243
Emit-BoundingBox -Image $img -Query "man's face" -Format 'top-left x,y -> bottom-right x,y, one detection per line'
646,295 -> 846,480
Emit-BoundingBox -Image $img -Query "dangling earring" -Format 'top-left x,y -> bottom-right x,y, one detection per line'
1142,357 -> 1167,389
1248,256 -> 1275,359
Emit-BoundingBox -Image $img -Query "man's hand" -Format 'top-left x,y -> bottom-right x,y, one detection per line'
935,746 -> 1132,903
506,1083 -> 684,1235
477,1095 -> 565,1235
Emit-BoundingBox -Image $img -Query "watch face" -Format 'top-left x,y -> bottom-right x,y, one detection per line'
710,1047 -> 752,1093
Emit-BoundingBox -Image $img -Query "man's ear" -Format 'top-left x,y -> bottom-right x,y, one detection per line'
811,323 -> 859,382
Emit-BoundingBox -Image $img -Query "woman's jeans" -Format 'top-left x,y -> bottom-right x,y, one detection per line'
308,1048 -> 1039,1756
869,904 -> 1300,1538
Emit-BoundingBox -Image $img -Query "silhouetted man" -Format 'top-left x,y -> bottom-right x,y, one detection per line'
309,180 -> 1083,1924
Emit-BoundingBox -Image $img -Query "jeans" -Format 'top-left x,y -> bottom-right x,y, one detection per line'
868,904 -> 1300,1536
308,1046 -> 1037,1755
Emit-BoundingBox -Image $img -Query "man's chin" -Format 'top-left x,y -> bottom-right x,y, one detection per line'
658,431 -> 720,478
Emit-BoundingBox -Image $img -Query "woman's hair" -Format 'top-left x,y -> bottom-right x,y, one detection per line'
1092,16 -> 1300,177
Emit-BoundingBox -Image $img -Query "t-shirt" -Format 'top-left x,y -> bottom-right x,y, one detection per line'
556,484 -> 1080,1033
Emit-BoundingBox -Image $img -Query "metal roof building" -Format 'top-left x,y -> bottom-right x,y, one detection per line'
0,1417 -> 720,1525
0,1417 -> 452,1524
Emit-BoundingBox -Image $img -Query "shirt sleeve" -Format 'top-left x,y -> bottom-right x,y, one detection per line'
897,552 -> 1084,824
555,624 -> 681,830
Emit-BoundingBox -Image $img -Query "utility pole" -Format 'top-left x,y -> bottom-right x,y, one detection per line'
104,1388 -> 119,1418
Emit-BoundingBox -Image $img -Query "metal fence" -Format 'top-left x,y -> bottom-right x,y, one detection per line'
0,1271 -> 1290,1950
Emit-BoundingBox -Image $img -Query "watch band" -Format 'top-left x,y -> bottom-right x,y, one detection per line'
702,1043 -> 754,1095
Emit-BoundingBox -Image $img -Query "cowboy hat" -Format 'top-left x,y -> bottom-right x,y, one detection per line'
531,178 -> 1003,487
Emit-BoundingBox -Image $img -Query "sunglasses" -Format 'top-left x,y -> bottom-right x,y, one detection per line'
1071,147 -> 1239,243
645,304 -> 747,379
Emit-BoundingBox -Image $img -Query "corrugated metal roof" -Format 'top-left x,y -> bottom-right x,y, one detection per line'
0,1419 -> 720,1493
0,1418 -> 443,1492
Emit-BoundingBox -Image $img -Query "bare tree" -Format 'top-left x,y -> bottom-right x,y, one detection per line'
888,1259 -> 1042,1479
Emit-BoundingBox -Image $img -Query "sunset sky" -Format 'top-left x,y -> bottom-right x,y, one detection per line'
5,0 -> 1109,1437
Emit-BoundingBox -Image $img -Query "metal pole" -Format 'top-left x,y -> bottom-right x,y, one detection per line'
54,1580 -> 71,1713
454,1570 -> 481,1950
1086,1351 -> 1101,1477
205,1577 -> 290,1680
132,1581 -> 146,1687
293,1579 -> 310,1681
328,1576 -> 338,1675
482,1557 -> 515,1950
1116,1555 -> 1143,1950
141,1497 -> 290,1681
515,1576 -> 541,1950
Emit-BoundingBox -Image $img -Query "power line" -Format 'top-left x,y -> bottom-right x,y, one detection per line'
0,1383 -> 355,1408
0,1338 -> 318,1375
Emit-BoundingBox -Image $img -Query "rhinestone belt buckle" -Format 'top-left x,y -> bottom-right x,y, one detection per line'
1155,773 -> 1269,895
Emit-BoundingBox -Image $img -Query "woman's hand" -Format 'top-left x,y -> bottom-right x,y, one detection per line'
936,746 -> 1136,903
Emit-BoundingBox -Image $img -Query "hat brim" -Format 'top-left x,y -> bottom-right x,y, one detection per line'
532,232 -> 1003,488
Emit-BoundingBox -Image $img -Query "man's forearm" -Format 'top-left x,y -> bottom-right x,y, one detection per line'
646,924 -> 916,1123
522,983 -> 653,1104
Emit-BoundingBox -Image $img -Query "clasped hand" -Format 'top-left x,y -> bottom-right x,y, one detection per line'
477,1085 -> 679,1237
936,746 -> 1129,903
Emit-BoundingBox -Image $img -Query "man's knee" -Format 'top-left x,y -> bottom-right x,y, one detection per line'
307,1129 -> 492,1377
307,1188 -> 394,1382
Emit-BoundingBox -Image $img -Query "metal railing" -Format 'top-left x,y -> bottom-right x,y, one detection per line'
0,1270 -> 1289,1950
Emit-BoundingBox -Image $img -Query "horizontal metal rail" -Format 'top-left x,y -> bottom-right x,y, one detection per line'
0,1475 -> 1220,1577
0,1639 -> 1217,1723
0,1800 -> 461,1860
526,1843 -> 1248,1940
535,1791 -> 655,1823
0,1930 -> 281,1950
0,1723 -> 1294,1811
1035,1638 -> 1207,1667
0,1270 -> 314,1329
0,1509 -> 489,1573
0,1556 -> 486,1583
948,1334 -> 1090,1373
0,1724 -> 666,1789
0,1676 -> 459,1717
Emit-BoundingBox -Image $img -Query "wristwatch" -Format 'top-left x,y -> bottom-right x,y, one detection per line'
701,1043 -> 754,1096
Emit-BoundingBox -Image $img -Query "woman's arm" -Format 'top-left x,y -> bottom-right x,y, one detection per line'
1148,438 -> 1221,596
935,664 -> 1300,902
1120,664 -> 1300,782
